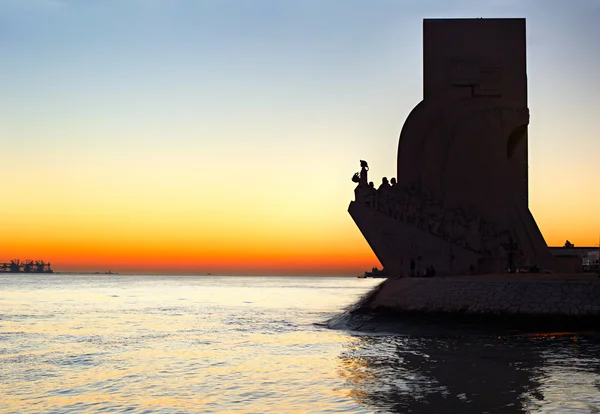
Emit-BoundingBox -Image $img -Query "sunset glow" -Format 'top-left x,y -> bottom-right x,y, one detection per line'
2,1 -> 599,275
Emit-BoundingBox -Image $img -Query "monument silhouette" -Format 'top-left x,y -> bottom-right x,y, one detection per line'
350,18 -> 561,276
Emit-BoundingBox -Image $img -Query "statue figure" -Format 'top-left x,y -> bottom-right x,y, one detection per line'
367,182 -> 376,209
359,160 -> 369,186
352,160 -> 369,185
353,160 -> 370,203
378,177 -> 391,192
377,177 -> 392,214
395,190 -> 409,221
502,237 -> 520,273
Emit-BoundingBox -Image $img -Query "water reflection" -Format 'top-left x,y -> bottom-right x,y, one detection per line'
1,275 -> 383,413
339,328 -> 600,413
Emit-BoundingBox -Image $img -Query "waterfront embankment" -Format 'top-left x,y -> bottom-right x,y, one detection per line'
330,274 -> 600,332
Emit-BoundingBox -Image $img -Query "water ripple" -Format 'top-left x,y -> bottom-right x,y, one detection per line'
2,275 -> 599,413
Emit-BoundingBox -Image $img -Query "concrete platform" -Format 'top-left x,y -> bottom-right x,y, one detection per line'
354,273 -> 600,320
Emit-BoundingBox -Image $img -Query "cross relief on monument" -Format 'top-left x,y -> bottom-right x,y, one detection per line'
449,57 -> 504,96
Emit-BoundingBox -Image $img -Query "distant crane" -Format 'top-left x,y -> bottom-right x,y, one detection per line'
0,259 -> 53,273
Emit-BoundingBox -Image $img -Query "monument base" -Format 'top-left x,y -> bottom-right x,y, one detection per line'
328,274 -> 600,332
372,274 -> 600,312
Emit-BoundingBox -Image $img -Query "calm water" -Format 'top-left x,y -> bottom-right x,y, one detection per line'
1,275 -> 600,413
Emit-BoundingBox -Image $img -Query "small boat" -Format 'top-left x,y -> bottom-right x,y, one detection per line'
358,267 -> 388,278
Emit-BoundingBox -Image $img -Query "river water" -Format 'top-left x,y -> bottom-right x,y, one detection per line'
1,274 -> 599,413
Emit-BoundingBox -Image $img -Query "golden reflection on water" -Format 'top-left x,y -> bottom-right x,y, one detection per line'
1,275 -> 381,413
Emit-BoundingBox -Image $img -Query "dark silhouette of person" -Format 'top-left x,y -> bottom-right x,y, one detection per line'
410,258 -> 416,277
378,177 -> 391,192
365,182 -> 376,209
353,160 -> 372,203
359,160 -> 369,187
390,177 -> 397,186
377,177 -> 392,213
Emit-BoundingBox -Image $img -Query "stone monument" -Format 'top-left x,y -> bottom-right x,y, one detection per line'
349,18 -> 558,276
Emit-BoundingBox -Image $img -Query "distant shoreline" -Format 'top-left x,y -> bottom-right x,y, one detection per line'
48,272 -> 364,277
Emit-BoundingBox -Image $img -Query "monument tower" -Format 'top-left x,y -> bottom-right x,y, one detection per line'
349,18 -> 556,276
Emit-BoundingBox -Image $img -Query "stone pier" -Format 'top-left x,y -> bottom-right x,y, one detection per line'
328,275 -> 600,332
366,275 -> 600,317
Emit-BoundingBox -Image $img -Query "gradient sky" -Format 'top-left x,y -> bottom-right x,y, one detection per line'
2,0 -> 599,275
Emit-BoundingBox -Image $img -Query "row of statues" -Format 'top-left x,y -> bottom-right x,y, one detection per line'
352,161 -> 510,256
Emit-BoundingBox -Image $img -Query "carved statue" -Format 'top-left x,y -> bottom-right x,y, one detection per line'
353,160 -> 371,203
352,160 -> 369,185
359,160 -> 369,186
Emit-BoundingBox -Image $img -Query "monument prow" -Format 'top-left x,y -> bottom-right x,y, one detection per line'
349,18 -> 564,278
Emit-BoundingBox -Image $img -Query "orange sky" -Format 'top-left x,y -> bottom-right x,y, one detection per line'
2,190 -> 597,275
